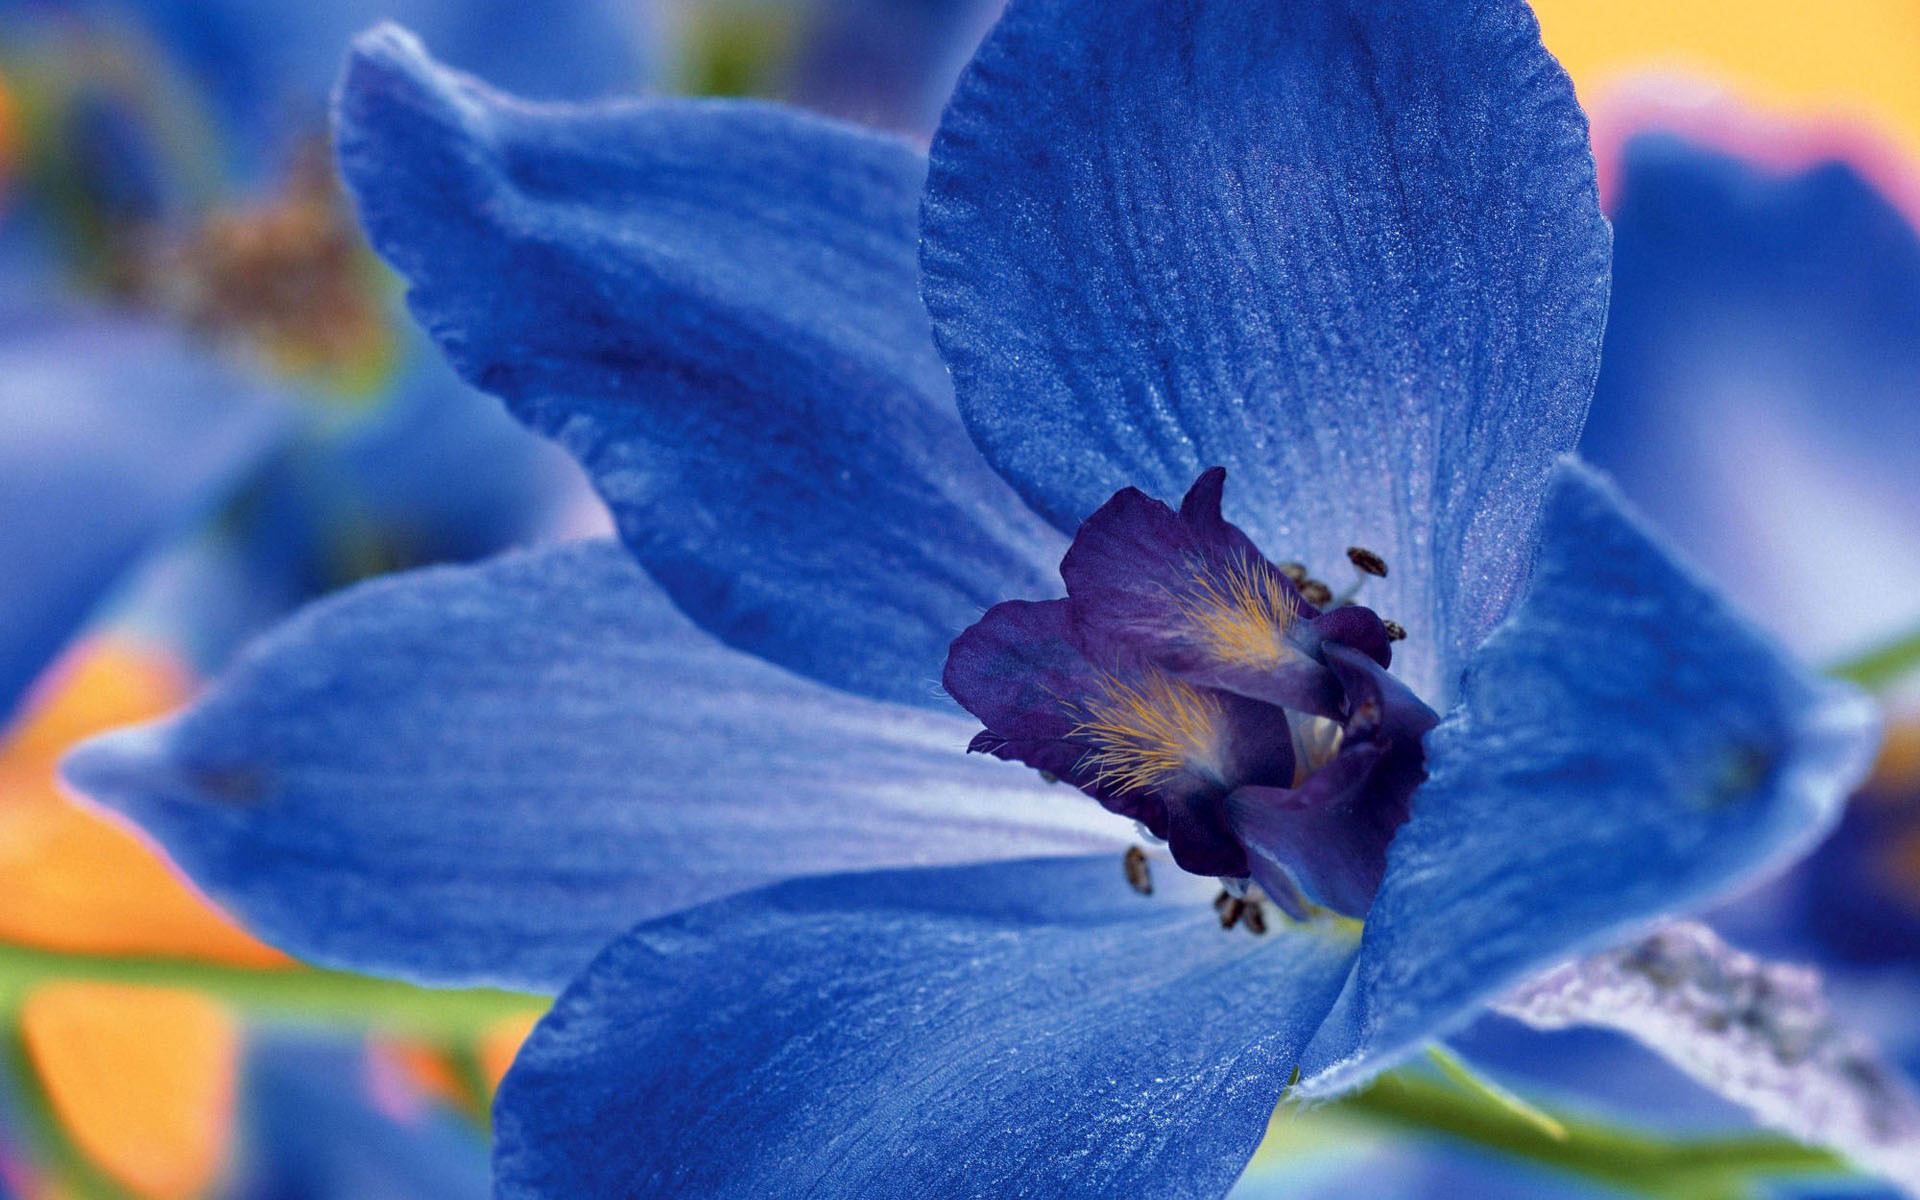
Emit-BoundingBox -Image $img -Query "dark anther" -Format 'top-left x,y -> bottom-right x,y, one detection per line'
1346,546 -> 1389,578
1240,900 -> 1268,935
1037,770 -> 1060,784
1123,846 -> 1153,895
1277,561 -> 1309,584
1299,579 -> 1333,607
1211,889 -> 1266,934
1217,894 -> 1248,930
1382,620 -> 1407,642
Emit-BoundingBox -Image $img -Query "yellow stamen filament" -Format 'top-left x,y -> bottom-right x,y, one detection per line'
1173,551 -> 1301,669
1072,668 -> 1229,797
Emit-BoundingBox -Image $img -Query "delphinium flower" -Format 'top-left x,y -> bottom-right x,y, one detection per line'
0,5 -> 644,1195
1582,131 -> 1920,688
65,0 -> 1897,1195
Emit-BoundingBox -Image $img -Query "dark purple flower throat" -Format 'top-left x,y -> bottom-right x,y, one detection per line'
944,469 -> 1437,920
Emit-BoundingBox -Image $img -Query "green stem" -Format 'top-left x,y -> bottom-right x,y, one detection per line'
446,1041 -> 499,1134
1,1025 -> 140,1200
1829,624 -> 1920,693
1424,1045 -> 1567,1142
1333,1070 -> 1848,1198
0,940 -> 545,1039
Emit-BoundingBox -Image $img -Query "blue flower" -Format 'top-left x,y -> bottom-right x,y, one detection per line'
1582,132 -> 1920,668
0,309 -> 287,725
66,1 -> 1880,1194
1579,129 -> 1920,1032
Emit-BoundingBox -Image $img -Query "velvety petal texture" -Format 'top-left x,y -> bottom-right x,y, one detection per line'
335,27 -> 1065,710
1581,134 -> 1920,661
0,314 -> 285,724
922,0 -> 1611,701
495,856 -> 1360,1200
1300,462 -> 1880,1094
63,541 -> 1128,991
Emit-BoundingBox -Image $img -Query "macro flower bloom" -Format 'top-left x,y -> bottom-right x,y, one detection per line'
67,0 -> 1884,1194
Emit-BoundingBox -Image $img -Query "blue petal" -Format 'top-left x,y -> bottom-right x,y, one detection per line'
58,0 -> 646,176
63,541 -> 1127,991
326,337 -> 596,568
1299,462 -> 1880,1094
921,0 -> 1612,701
335,27 -> 1066,710
785,0 -> 1002,135
236,330 -> 596,600
0,314 -> 286,724
494,856 -> 1360,1199
1581,134 -> 1920,662
234,1037 -> 490,1199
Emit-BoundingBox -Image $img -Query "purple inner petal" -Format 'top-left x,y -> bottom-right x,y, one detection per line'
947,469 -> 1434,913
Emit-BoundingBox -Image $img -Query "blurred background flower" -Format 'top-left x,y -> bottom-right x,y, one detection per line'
1,0 -> 1918,1196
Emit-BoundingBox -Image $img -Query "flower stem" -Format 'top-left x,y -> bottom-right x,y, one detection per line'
1332,1068 -> 1848,1198
0,939 -> 546,1039
1423,1045 -> 1566,1142
1829,624 -> 1920,693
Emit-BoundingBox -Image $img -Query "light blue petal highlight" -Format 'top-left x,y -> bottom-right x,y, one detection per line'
495,856 -> 1359,1199
921,0 -> 1612,700
0,313 -> 285,724
335,27 -> 1066,710
1299,462 -> 1880,1095
1581,134 -> 1920,662
63,540 -> 1127,991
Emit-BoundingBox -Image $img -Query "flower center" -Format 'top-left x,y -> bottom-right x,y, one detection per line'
1073,667 -> 1234,796
943,467 -> 1439,921
1171,549 -> 1302,671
